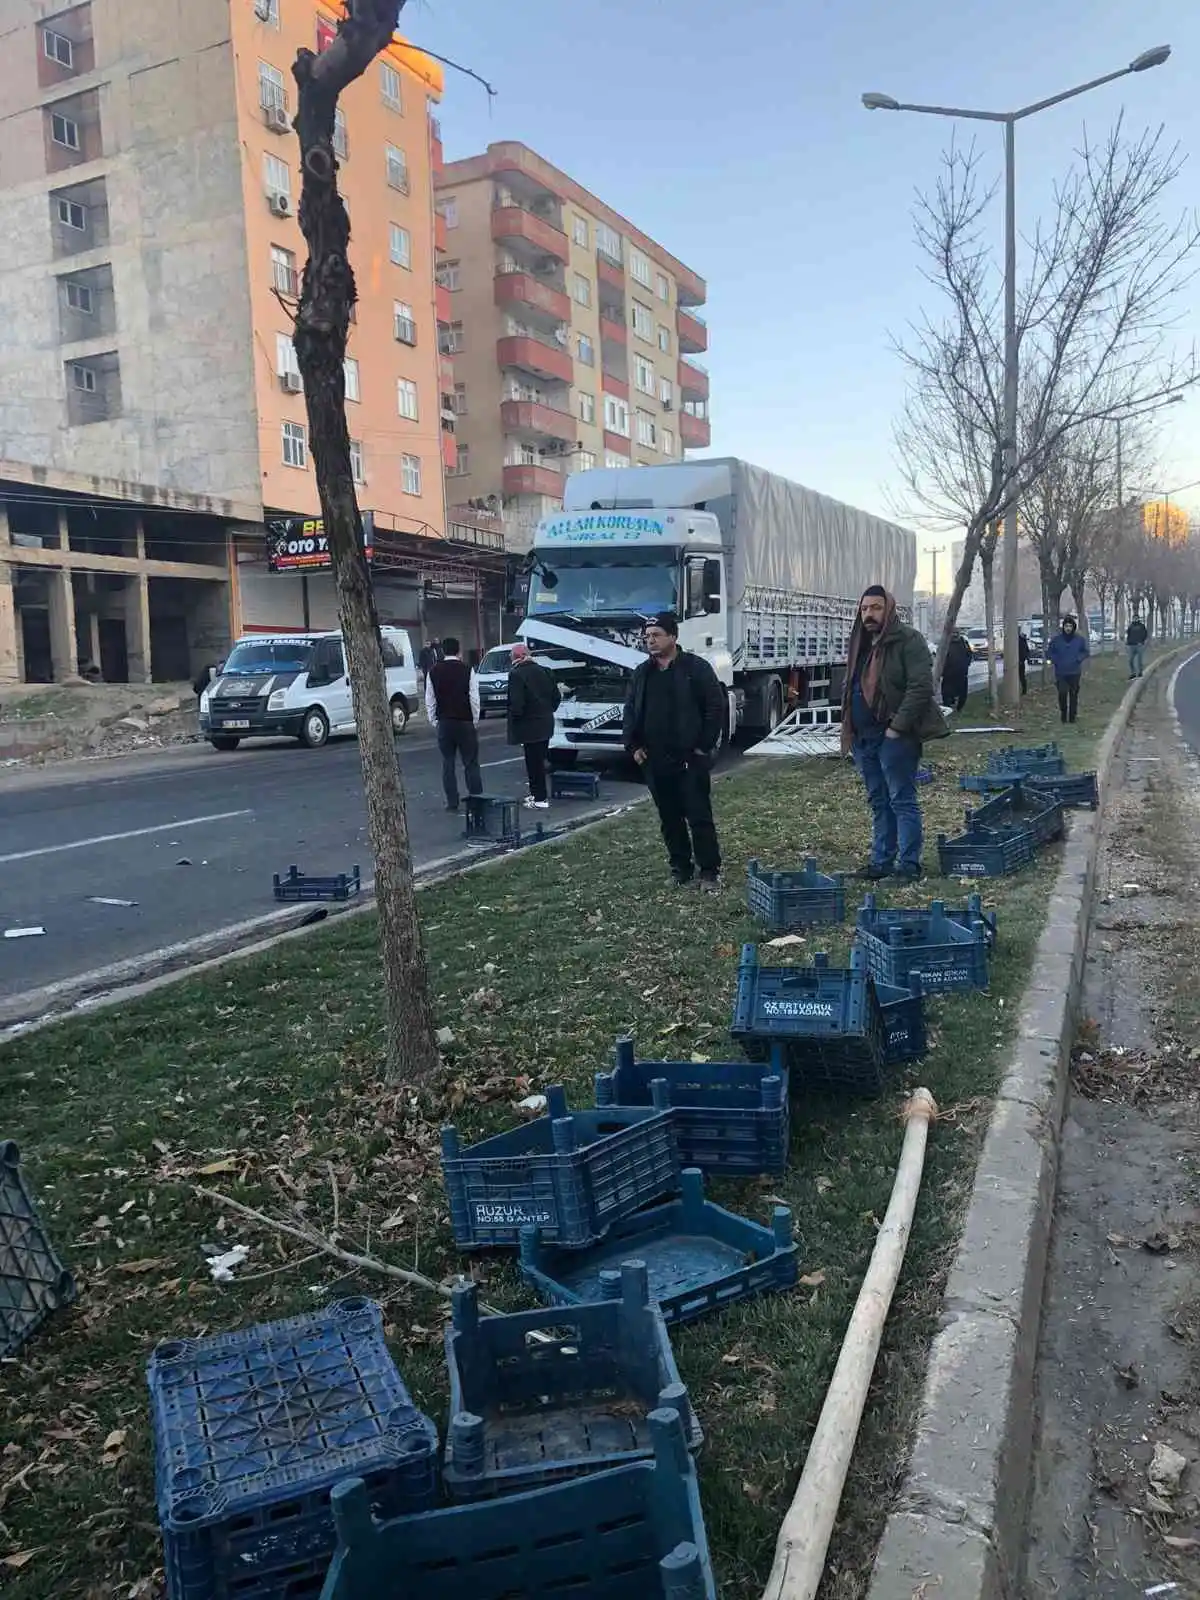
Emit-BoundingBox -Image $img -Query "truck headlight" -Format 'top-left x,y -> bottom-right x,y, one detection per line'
267,689 -> 287,711
199,690 -> 210,713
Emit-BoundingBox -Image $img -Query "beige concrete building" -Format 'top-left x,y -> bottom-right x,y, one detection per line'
434,142 -> 710,553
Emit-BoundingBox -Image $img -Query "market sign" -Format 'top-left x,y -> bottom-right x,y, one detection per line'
266,512 -> 375,573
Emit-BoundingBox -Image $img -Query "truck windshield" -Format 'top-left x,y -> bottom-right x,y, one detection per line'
528,552 -> 678,618
223,640 -> 313,676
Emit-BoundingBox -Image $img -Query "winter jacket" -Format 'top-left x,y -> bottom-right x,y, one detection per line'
1045,631 -> 1090,681
623,649 -> 726,761
840,607 -> 948,753
507,657 -> 561,745
1126,620 -> 1149,647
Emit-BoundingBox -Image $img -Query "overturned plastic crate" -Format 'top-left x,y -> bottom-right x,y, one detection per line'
855,895 -> 991,992
441,1268 -> 700,1502
986,741 -> 1065,778
273,864 -> 362,903
0,1140 -> 77,1359
746,856 -> 846,931
550,769 -> 602,801
874,976 -> 927,1064
857,893 -> 998,954
594,1037 -> 789,1177
463,794 -> 521,845
938,823 -> 1037,878
147,1297 -> 438,1600
320,1406 -> 715,1600
520,1167 -> 798,1327
966,780 -> 1065,846
960,771 -> 1033,795
440,1084 -> 680,1251
731,944 -> 888,1095
1025,770 -> 1100,810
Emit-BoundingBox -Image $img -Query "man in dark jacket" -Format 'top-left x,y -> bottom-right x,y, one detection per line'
940,631 -> 972,712
623,612 -> 727,891
507,643 -> 561,810
1017,629 -> 1031,695
425,636 -> 482,811
841,586 -> 949,882
1126,615 -> 1149,679
1045,615 -> 1090,723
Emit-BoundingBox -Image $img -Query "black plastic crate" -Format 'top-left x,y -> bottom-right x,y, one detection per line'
938,824 -> 1037,878
854,895 -> 991,992
0,1140 -> 77,1359
986,742 -> 1065,778
441,1269 -> 700,1501
440,1084 -> 680,1251
873,977 -> 927,1063
550,769 -> 602,800
594,1037 -> 789,1177
273,864 -> 362,903
731,945 -> 888,1095
746,856 -> 846,931
147,1297 -> 438,1600
966,780 -> 1065,846
463,794 -> 521,844
1025,771 -> 1099,810
319,1407 -> 715,1599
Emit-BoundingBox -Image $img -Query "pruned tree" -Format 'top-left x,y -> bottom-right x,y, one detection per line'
894,120 -> 1200,687
289,1 -> 438,1085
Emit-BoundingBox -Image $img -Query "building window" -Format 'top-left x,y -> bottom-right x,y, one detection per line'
389,223 -> 411,267
577,449 -> 597,472
65,280 -> 94,313
70,362 -> 96,392
578,391 -> 596,425
282,420 -> 307,468
275,332 -> 300,382
333,107 -> 348,160
260,0 -> 280,23
401,453 -> 422,495
660,378 -> 674,409
436,259 -> 460,291
596,221 -> 622,264
344,356 -> 360,402
51,112 -> 80,151
393,300 -> 416,344
264,153 -> 291,198
258,60 -> 287,111
573,273 -> 592,307
631,301 -> 653,341
43,28 -> 74,68
350,438 -> 365,484
605,450 -> 630,469
604,395 -> 630,437
57,197 -> 87,230
573,216 -> 589,248
448,443 -> 470,477
658,324 -> 671,354
271,244 -> 298,296
577,333 -> 595,367
452,383 -> 467,414
629,247 -> 652,288
441,320 -> 464,354
437,196 -> 458,228
662,427 -> 675,457
656,271 -> 670,303
634,356 -> 655,395
397,377 -> 419,420
381,61 -> 403,110
386,144 -> 408,193
636,408 -> 657,448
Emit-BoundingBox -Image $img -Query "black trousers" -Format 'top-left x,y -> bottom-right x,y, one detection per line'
646,760 -> 720,880
942,674 -> 969,712
1057,675 -> 1080,723
1018,661 -> 1028,694
523,739 -> 550,802
437,720 -> 482,806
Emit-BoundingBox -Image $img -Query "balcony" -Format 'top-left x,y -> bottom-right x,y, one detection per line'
436,284 -> 453,324
597,251 -> 625,292
491,205 -> 570,264
501,399 -> 577,445
442,430 -> 458,472
677,306 -> 708,355
497,333 -> 573,385
599,309 -> 627,346
435,211 -> 448,253
494,270 -> 571,324
503,462 -> 565,498
680,410 -> 711,449
678,357 -> 709,401
439,354 -> 455,388
604,430 -> 632,458
601,370 -> 629,400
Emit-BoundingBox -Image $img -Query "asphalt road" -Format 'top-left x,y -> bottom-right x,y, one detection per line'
1171,649 -> 1200,758
0,716 -> 645,1002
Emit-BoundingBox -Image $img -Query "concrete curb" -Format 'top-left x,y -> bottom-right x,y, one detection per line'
866,646 -> 1198,1600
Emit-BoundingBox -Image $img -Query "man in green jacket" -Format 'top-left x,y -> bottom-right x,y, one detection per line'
840,586 -> 948,881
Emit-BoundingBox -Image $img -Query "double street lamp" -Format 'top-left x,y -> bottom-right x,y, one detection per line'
862,46 -> 1172,707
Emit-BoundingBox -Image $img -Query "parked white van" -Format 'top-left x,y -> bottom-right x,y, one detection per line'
199,628 -> 418,751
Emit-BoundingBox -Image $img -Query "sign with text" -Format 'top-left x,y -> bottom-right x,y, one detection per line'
266,512 -> 375,573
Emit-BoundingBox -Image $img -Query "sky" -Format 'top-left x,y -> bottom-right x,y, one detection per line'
416,0 -> 1200,588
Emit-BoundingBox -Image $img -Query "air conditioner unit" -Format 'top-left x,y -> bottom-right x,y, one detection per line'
268,191 -> 291,217
264,105 -> 290,134
662,399 -> 674,411
281,370 -> 302,392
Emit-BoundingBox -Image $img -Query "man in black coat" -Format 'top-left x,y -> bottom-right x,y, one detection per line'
507,643 -> 561,809
940,631 -> 972,712
623,612 -> 727,891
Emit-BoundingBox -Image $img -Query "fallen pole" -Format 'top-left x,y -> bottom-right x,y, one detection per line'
762,1087 -> 939,1600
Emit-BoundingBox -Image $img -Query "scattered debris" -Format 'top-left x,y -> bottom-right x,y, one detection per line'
3,927 -> 46,940
204,1243 -> 250,1284
435,1026 -> 456,1048
766,934 -> 808,949
516,1094 -> 548,1114
176,858 -> 193,867
1149,1442 -> 1188,1497
88,897 -> 138,908
1113,1362 -> 1140,1388
1142,1231 -> 1180,1256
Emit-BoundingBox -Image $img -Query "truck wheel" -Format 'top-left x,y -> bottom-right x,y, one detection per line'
210,736 -> 240,752
299,707 -> 330,749
766,680 -> 784,731
390,697 -> 409,735
547,749 -> 578,770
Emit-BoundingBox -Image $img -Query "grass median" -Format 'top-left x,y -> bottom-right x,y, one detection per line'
0,654 -> 1132,1599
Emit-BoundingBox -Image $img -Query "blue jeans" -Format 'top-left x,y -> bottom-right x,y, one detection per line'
1128,644 -> 1145,677
853,733 -> 923,871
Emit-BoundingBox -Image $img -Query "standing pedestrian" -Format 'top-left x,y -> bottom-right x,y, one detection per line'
1045,615 -> 1090,724
940,630 -> 972,712
841,586 -> 948,882
507,643 -> 561,810
1017,629 -> 1031,696
623,612 -> 727,891
425,635 -> 482,812
417,639 -> 437,695
1126,614 -> 1149,679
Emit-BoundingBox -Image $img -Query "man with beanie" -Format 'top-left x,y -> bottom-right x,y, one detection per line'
841,586 -> 948,881
1045,614 -> 1090,723
623,612 -> 727,891
425,635 -> 482,811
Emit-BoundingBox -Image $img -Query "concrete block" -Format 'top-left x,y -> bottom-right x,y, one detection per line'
867,1510 -> 1002,1600
1000,1029 -> 1067,1124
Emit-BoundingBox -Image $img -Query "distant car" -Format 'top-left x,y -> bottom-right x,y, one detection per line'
965,629 -> 991,659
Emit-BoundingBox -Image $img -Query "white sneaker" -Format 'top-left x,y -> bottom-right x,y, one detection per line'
531,799 -> 550,810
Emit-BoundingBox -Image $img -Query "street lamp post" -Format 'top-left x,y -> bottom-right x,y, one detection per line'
863,45 -> 1172,708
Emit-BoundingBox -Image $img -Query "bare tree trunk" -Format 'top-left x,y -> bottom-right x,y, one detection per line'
1041,572 -> 1065,689
932,523 -> 982,684
290,3 -> 440,1087
1070,583 -> 1088,638
980,550 -> 999,710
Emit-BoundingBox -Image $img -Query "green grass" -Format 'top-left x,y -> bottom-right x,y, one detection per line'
0,659 -> 1130,1598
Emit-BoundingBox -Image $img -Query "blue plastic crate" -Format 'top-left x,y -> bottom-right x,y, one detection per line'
854,895 -> 991,992
873,977 -> 927,1064
550,769 -> 602,800
320,1407 -> 715,1600
1025,770 -> 1099,810
966,780 -> 1065,846
272,864 -> 362,903
463,794 -> 521,844
986,742 -> 1065,778
440,1084 -> 680,1251
746,856 -> 846,931
0,1140 -> 77,1359
960,771 -> 1031,795
519,1167 -> 798,1327
147,1297 -> 438,1600
594,1038 -> 789,1177
731,945 -> 888,1095
856,894 -> 997,954
938,824 -> 1037,878
441,1268 -> 700,1502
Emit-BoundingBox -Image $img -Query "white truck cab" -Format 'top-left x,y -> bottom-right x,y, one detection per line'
199,627 -> 418,752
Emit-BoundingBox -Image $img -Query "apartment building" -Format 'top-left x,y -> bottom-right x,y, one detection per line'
434,142 -> 710,553
0,0 -> 497,686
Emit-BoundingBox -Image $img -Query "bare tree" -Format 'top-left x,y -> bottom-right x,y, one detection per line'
289,1 -> 438,1084
894,121 -> 1199,686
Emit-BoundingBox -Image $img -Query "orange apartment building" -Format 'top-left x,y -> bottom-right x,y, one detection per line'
0,0 -> 503,687
434,142 -> 710,553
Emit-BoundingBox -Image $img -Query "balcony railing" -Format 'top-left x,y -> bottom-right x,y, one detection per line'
676,305 -> 708,354
494,269 -> 571,324
501,398 -> 578,445
497,333 -> 573,385
678,357 -> 709,400
680,409 -> 711,448
596,251 -> 625,292
502,462 -> 565,499
599,309 -> 627,344
491,204 -> 570,263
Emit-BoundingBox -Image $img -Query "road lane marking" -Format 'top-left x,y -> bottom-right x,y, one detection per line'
0,810 -> 252,866
481,757 -> 525,769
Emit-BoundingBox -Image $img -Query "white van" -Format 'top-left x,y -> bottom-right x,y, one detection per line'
199,628 -> 418,751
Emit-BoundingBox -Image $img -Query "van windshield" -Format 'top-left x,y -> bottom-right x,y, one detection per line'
223,640 -> 314,676
480,648 -> 513,674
